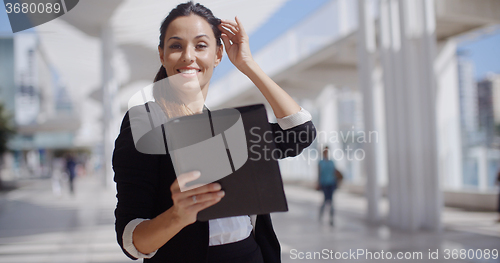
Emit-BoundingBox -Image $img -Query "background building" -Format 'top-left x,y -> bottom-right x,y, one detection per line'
0,32 -> 81,181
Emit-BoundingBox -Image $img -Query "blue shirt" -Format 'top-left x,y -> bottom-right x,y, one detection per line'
318,159 -> 336,186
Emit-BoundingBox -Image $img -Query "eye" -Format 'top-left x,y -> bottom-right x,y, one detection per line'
169,44 -> 182,49
196,43 -> 208,49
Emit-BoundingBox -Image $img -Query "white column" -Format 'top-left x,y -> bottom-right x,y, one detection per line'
398,0 -> 424,231
316,86 -> 344,170
477,146 -> 488,191
379,0 -> 441,231
419,0 -> 441,230
379,0 -> 395,227
101,22 -> 117,188
357,0 -> 380,224
379,0 -> 407,229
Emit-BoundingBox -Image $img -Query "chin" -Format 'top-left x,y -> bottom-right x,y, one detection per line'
182,81 -> 202,93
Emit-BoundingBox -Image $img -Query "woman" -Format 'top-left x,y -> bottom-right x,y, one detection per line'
317,146 -> 337,226
497,169 -> 500,223
113,2 -> 316,262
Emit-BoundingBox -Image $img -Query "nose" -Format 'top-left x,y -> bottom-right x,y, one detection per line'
182,46 -> 194,63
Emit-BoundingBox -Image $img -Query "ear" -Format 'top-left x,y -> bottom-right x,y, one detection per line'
158,45 -> 165,65
214,44 -> 223,67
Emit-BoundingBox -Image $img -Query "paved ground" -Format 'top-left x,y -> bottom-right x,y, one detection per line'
276,186 -> 500,262
0,175 -> 498,262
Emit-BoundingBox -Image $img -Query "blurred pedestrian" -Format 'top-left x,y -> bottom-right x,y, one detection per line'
65,154 -> 77,194
497,169 -> 500,223
317,146 -> 337,226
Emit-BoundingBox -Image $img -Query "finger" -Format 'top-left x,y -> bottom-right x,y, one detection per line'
179,190 -> 225,207
170,170 -> 200,193
221,33 -> 231,52
186,182 -> 222,196
220,23 -> 238,35
221,19 -> 239,30
218,25 -> 235,39
181,183 -> 205,192
235,16 -> 247,36
189,197 -> 222,212
174,182 -> 222,201
172,182 -> 221,207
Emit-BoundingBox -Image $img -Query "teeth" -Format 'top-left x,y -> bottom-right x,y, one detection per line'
178,69 -> 198,74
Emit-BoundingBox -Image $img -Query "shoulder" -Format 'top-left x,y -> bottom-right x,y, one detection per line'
113,102 -> 167,173
120,102 -> 168,154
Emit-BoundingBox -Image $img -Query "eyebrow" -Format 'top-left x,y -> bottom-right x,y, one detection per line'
168,34 -> 209,41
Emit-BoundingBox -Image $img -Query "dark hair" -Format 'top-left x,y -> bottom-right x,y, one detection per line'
153,1 -> 222,83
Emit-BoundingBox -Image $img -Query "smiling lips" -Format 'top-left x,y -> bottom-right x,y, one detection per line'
177,68 -> 201,77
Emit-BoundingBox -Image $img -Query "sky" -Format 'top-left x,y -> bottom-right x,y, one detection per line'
211,0 -> 330,82
1,0 -> 499,82
0,3 -> 33,35
0,3 -> 11,34
457,28 -> 500,80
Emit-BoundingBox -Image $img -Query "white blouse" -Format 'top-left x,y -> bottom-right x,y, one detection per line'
123,107 -> 312,259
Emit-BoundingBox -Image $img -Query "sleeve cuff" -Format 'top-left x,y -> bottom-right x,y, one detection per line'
276,107 -> 312,130
123,218 -> 158,259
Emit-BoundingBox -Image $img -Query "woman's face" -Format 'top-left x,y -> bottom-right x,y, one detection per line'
158,14 -> 222,97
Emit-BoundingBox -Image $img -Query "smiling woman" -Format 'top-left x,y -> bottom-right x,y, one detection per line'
152,3 -> 223,119
113,1 -> 316,263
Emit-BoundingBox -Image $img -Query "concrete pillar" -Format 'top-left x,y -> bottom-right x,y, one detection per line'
316,86 -> 346,172
356,0 -> 380,224
379,0 -> 400,226
477,146 -> 488,191
101,22 -> 118,188
379,0 -> 441,231
419,0 -> 441,230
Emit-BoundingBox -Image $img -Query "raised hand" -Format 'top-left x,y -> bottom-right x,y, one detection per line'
218,16 -> 255,74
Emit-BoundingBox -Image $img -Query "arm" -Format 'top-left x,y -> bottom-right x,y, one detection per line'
318,162 -> 322,187
269,119 -> 316,159
114,112 -> 224,259
219,17 -> 300,118
244,62 -> 300,118
497,170 -> 500,185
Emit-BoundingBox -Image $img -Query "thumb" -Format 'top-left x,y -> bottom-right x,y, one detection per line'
176,170 -> 201,191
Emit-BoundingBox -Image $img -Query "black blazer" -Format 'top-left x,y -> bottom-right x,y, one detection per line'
113,103 -> 316,262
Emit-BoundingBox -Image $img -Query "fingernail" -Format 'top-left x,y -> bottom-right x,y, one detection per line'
213,183 -> 221,190
193,171 -> 201,177
218,190 -> 225,197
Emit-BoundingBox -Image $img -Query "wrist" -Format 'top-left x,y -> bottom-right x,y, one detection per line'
160,208 -> 186,231
241,60 -> 260,77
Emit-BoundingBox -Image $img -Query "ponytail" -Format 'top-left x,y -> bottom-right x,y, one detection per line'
154,65 -> 168,82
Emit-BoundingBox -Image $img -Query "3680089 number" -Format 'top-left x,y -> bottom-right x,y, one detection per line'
5,2 -> 61,14
443,249 -> 498,260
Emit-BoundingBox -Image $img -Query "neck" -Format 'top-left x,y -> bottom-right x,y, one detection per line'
185,100 -> 204,114
180,84 -> 209,114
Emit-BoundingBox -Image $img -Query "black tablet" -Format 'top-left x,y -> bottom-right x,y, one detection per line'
164,104 -> 288,221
